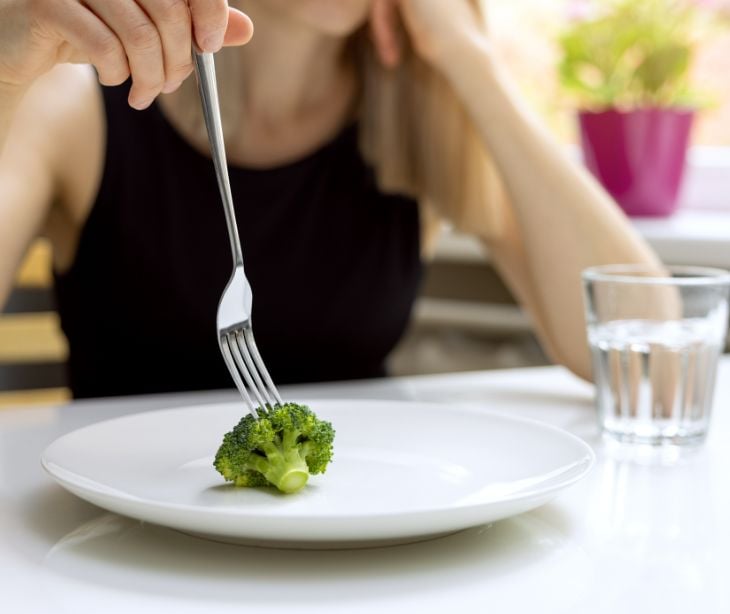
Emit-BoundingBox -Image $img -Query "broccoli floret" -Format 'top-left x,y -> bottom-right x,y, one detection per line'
214,402 -> 335,494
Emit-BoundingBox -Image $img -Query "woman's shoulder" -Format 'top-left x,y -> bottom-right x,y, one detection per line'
25,64 -> 102,155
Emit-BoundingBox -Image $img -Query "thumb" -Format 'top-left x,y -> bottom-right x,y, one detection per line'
370,0 -> 403,68
223,8 -> 254,47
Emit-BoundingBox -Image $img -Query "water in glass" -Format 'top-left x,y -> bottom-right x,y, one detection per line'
589,318 -> 723,444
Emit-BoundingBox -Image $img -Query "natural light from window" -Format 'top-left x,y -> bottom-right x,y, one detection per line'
488,0 -> 730,146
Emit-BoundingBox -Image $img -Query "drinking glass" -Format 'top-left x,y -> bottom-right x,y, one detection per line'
583,265 -> 730,445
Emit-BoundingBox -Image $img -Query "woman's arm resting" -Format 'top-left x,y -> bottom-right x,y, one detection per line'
375,0 -> 660,379
438,41 -> 659,380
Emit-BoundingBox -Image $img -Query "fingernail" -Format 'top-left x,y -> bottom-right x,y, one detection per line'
203,31 -> 225,53
162,80 -> 183,94
131,97 -> 154,111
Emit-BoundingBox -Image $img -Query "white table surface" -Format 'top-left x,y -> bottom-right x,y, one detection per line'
2,358 -> 729,614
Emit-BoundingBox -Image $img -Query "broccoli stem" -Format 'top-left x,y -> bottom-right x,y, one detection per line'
268,465 -> 309,493
263,455 -> 309,493
257,440 -> 310,493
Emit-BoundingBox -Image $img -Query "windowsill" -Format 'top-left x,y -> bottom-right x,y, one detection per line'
434,146 -> 730,269
434,207 -> 730,269
680,146 -> 730,212
631,210 -> 730,267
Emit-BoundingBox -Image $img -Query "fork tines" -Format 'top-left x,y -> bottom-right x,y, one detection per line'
219,328 -> 283,418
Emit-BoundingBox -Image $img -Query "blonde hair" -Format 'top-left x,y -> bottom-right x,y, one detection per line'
173,1 -> 504,249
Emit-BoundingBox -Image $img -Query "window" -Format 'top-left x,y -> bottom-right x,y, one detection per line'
488,0 -> 730,146
487,0 -> 730,209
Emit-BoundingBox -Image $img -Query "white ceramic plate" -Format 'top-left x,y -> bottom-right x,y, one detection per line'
42,399 -> 594,549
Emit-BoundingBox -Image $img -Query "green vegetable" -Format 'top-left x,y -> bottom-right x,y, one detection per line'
214,402 -> 335,494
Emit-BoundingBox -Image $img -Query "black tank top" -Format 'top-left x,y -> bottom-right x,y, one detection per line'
53,83 -> 422,398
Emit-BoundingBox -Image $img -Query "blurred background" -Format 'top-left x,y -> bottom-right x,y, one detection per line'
2,0 -> 730,406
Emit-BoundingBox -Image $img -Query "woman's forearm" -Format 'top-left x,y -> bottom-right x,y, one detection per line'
0,83 -> 27,309
439,39 -> 659,376
0,80 -> 51,312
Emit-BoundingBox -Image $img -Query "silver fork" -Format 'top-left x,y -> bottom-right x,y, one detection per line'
193,51 -> 283,417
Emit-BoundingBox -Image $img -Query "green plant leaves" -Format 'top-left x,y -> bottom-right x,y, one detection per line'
557,0 -> 700,108
635,44 -> 690,96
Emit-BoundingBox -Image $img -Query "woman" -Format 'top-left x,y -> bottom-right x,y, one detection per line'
0,0 -> 658,397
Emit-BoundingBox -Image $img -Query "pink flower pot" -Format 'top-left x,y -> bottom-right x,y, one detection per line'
578,108 -> 695,217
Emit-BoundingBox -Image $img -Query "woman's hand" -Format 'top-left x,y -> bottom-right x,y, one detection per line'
370,0 -> 488,72
0,0 -> 253,109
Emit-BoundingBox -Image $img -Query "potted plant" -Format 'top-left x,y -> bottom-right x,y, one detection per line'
558,0 -> 720,217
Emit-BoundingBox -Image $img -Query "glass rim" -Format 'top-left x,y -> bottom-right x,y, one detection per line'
582,264 -> 730,286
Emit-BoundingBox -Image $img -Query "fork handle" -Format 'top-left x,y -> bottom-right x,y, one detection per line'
193,51 -> 245,269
